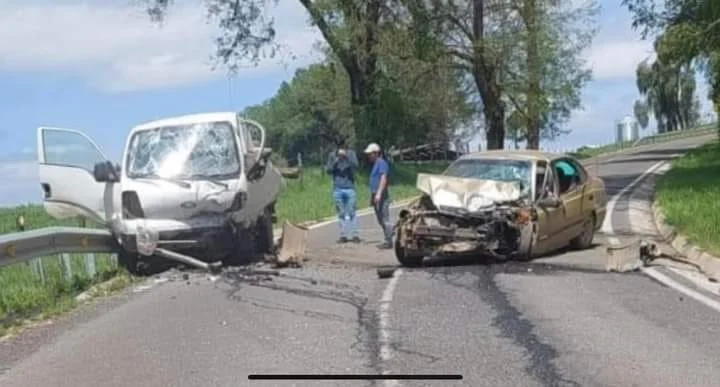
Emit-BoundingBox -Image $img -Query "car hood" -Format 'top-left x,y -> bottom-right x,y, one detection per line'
415,173 -> 523,211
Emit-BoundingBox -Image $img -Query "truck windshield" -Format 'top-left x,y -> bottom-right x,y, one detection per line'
125,121 -> 240,179
443,158 -> 532,195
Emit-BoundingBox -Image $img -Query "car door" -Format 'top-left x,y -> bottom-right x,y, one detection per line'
533,162 -> 565,255
238,118 -> 281,222
551,158 -> 587,243
37,127 -> 117,226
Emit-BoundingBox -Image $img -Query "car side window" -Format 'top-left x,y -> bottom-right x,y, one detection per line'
553,159 -> 582,195
42,129 -> 105,172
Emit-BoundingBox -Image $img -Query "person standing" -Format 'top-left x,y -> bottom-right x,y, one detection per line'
364,142 -> 393,249
326,141 -> 360,243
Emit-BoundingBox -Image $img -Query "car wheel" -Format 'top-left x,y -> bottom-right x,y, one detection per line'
513,223 -> 535,261
571,214 -> 595,250
394,233 -> 423,267
118,250 -> 157,276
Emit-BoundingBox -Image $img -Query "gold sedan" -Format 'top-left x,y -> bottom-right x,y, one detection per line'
394,150 -> 607,266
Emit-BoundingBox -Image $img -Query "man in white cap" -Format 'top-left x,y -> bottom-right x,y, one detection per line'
364,142 -> 393,249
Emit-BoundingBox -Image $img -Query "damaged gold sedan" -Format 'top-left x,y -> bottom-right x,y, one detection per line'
394,150 -> 607,266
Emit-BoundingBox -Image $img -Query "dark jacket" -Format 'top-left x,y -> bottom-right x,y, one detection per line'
325,150 -> 359,190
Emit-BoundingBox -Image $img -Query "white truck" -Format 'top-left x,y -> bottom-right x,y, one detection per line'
36,112 -> 283,274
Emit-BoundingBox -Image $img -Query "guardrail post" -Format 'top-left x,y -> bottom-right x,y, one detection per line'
60,253 -> 72,281
85,253 -> 96,278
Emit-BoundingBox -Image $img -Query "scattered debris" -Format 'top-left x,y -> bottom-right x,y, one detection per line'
377,266 -> 397,279
274,220 -> 309,268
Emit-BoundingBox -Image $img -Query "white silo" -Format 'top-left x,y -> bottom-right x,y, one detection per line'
615,115 -> 639,143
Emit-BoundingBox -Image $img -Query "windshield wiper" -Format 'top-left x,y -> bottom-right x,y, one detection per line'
134,174 -> 192,189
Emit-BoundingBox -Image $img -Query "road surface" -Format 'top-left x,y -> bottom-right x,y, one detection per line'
2,136 -> 719,387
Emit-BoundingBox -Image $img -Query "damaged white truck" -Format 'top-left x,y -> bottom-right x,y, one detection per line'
36,112 -> 282,274
394,150 -> 607,266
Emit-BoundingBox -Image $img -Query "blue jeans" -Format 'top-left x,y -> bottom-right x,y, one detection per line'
372,192 -> 393,244
333,188 -> 358,239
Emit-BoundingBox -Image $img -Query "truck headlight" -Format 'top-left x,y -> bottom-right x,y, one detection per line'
136,221 -> 159,256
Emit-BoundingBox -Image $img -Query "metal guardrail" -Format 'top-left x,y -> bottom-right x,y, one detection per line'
632,124 -> 716,147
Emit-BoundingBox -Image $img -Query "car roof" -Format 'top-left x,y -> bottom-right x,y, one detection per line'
457,149 -> 569,162
131,112 -> 239,132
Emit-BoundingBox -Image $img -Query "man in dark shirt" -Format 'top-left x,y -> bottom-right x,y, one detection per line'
364,142 -> 393,249
326,141 -> 360,243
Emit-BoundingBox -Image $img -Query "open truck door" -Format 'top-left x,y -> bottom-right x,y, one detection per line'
37,127 -> 117,226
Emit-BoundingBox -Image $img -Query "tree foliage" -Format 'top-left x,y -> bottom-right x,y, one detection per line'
143,0 -> 599,154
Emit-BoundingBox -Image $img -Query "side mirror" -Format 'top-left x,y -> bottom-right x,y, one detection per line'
537,196 -> 562,208
93,161 -> 120,183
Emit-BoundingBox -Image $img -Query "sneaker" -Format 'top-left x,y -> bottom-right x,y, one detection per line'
337,237 -> 348,244
351,236 -> 361,243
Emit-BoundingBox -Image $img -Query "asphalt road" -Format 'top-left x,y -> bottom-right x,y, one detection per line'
2,136 -> 720,387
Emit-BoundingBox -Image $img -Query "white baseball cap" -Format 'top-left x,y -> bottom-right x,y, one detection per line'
364,142 -> 381,154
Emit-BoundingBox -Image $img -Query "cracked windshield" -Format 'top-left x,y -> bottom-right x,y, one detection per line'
2,0 -> 720,386
126,121 -> 240,179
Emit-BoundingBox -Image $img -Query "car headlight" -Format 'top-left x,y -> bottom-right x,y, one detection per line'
136,221 -> 159,256
467,194 -> 494,212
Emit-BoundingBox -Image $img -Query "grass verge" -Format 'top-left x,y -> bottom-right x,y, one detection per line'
655,141 -> 720,256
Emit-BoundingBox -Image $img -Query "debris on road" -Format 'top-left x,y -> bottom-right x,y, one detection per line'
274,220 -> 308,268
605,238 -> 711,277
377,266 -> 397,279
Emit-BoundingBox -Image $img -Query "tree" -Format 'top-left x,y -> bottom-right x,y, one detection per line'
634,57 -> 700,133
623,0 -> 719,113
506,0 -> 598,149
144,0 -> 391,150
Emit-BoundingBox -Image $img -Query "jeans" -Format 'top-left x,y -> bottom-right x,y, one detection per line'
333,188 -> 358,239
372,192 -> 393,244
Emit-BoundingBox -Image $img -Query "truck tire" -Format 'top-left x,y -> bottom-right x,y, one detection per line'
118,250 -> 146,276
253,205 -> 275,255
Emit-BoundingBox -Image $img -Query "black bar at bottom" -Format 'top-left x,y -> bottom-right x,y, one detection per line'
248,374 -> 462,380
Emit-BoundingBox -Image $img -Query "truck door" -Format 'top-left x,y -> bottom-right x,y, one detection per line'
37,127 -> 117,226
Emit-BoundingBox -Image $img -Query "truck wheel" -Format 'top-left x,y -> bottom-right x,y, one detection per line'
394,234 -> 423,267
118,250 -> 143,276
254,206 -> 275,254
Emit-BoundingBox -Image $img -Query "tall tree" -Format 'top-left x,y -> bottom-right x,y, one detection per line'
143,0 -> 389,149
507,0 -> 598,149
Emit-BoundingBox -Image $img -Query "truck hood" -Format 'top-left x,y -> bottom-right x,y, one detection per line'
415,173 -> 523,212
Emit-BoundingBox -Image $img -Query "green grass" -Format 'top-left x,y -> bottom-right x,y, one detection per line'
656,141 -> 720,256
274,162 -> 449,225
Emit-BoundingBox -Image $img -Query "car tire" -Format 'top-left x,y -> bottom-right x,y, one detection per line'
512,223 -> 535,261
394,233 -> 424,267
570,213 -> 595,250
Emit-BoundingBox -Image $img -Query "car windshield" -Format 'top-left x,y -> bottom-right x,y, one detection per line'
125,121 -> 240,179
443,158 -> 533,195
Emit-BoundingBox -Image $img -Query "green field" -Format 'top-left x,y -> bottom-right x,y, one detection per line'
655,141 -> 720,256
0,161 -> 448,336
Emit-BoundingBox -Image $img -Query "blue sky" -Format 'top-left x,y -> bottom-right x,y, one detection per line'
0,0 -> 716,207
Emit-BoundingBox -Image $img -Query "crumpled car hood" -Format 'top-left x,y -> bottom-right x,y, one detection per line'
415,173 -> 523,211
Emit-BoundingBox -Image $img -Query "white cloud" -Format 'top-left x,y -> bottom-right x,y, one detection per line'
585,40 -> 654,80
0,0 -> 322,92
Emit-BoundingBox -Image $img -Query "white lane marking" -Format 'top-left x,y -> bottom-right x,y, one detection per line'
603,155 -> 720,312
379,268 -> 403,387
600,160 -> 666,234
667,267 -> 720,295
641,267 -> 720,313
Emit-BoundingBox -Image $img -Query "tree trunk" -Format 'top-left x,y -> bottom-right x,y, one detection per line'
484,97 -> 506,149
524,0 -> 541,150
